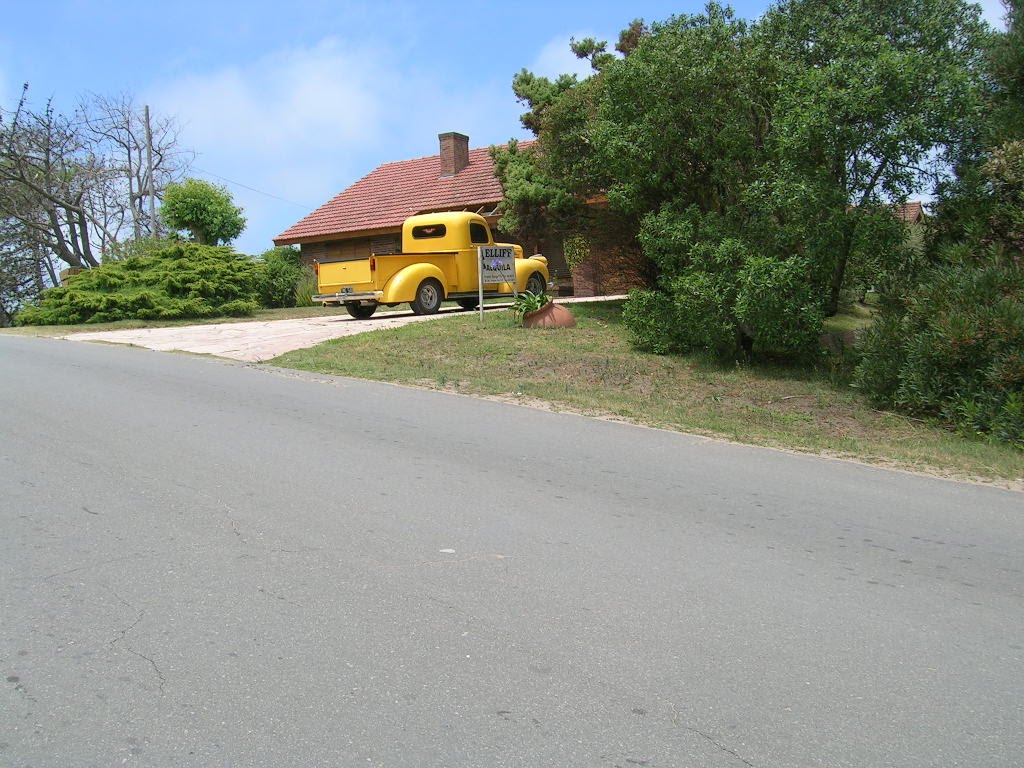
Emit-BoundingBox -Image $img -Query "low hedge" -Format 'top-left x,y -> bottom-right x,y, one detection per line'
16,243 -> 261,325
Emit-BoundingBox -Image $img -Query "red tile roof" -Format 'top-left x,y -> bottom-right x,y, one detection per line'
894,201 -> 925,223
275,141 -> 531,244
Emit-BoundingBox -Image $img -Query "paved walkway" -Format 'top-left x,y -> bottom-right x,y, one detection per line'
65,296 -> 625,362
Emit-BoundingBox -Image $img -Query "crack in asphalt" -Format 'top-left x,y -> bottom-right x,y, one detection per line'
124,646 -> 167,694
110,610 -> 145,646
109,608 -> 167,695
6,675 -> 37,703
671,705 -> 756,767
686,728 -> 756,767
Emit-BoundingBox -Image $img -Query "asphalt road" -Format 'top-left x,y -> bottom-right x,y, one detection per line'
2,336 -> 1022,768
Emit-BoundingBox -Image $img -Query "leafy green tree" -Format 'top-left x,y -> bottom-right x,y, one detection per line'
855,259 -> 1024,446
855,1 -> 1024,446
492,66 -> 607,253
759,0 -> 989,314
988,0 -> 1024,144
595,5 -> 824,358
0,231 -> 46,326
928,1 -> 1022,258
496,0 -> 989,360
161,178 -> 245,246
596,6 -> 770,219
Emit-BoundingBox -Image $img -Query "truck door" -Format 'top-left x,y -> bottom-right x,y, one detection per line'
460,220 -> 491,288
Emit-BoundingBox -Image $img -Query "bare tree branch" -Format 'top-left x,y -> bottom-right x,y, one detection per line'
0,85 -> 192,284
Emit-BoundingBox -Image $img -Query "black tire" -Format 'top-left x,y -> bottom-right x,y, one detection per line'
410,278 -> 444,315
345,302 -> 378,319
456,298 -> 479,310
526,272 -> 546,295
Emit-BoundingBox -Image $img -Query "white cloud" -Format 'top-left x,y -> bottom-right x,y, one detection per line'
150,38 -> 384,159
144,37 -> 528,254
146,39 -> 406,252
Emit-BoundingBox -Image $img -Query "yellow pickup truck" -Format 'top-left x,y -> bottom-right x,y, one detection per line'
313,211 -> 549,319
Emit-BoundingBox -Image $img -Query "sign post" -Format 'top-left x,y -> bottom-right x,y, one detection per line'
477,246 -> 516,321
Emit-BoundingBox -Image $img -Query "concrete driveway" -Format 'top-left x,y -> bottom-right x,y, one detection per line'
64,296 -> 623,362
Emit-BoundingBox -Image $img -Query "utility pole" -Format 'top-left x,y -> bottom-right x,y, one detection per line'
144,105 -> 157,236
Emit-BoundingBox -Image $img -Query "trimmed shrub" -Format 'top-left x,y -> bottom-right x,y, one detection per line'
15,243 -> 260,325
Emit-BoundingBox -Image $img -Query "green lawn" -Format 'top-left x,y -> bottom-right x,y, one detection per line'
272,300 -> 1023,488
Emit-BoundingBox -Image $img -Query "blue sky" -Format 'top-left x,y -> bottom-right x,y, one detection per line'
1,1 -> 1009,255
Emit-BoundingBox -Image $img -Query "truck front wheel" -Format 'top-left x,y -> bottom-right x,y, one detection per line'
410,279 -> 444,315
526,272 -> 546,295
345,302 -> 378,319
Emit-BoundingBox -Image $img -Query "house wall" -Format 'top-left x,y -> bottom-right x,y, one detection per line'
299,233 -> 402,267
571,242 -> 649,297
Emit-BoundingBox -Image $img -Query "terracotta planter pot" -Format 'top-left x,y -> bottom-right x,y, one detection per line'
522,301 -> 576,328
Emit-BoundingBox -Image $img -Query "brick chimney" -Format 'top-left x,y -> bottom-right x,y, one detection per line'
439,132 -> 470,177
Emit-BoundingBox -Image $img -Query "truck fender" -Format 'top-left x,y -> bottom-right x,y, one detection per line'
383,263 -> 448,305
515,256 -> 550,292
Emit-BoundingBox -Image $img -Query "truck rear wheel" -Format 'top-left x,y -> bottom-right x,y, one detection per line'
410,279 -> 444,315
345,302 -> 378,319
456,298 -> 479,310
526,272 -> 546,295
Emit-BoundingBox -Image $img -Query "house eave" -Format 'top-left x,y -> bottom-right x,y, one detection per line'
273,224 -> 403,247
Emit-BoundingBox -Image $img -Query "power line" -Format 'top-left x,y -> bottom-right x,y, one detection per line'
191,166 -> 314,210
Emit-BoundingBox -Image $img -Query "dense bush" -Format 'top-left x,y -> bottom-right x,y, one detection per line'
621,289 -> 680,354
734,255 -> 825,360
623,207 -> 824,361
256,246 -> 305,308
857,120 -> 1024,446
15,243 -> 261,325
856,262 -> 1024,446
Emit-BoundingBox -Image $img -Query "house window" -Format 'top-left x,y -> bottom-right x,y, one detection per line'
412,224 -> 446,239
470,222 -> 490,244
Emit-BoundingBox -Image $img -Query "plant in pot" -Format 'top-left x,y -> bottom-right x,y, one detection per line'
511,290 -> 576,328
